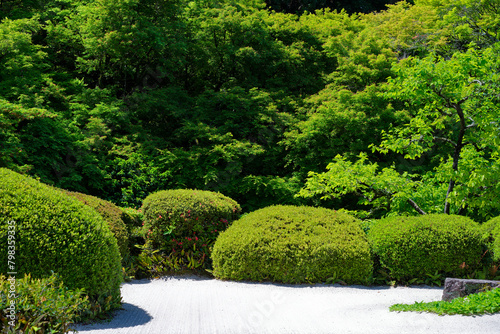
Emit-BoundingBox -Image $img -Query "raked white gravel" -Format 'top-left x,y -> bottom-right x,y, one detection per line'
73,275 -> 500,334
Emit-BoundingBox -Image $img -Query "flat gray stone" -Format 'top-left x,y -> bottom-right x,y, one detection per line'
442,278 -> 500,301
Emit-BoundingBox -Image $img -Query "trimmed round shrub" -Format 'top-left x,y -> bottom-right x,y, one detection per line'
211,205 -> 373,284
0,168 -> 122,304
481,216 -> 500,261
367,214 -> 483,281
64,190 -> 129,261
141,189 -> 241,270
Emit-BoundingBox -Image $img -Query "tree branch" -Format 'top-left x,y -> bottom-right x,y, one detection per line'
434,87 -> 453,108
466,122 -> 477,129
407,198 -> 427,215
456,96 -> 469,105
404,135 -> 424,149
464,17 -> 500,44
433,136 -> 457,147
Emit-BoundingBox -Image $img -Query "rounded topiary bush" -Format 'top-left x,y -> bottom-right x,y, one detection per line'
481,216 -> 500,261
141,189 -> 241,270
211,205 -> 373,284
64,190 -> 129,261
367,214 -> 483,281
0,168 -> 122,305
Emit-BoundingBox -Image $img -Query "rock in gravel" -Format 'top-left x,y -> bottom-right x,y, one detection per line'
442,278 -> 500,301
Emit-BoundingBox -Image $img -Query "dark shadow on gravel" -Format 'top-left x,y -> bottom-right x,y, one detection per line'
74,303 -> 152,331
122,278 -> 156,285
157,274 -> 214,282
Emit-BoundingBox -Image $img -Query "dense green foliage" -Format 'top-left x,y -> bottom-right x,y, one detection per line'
0,273 -> 90,334
0,168 -> 122,307
390,287 -> 500,315
0,0 -> 416,212
64,190 -> 130,261
141,189 -> 241,271
265,0 -> 399,14
492,226 -> 500,262
482,216 -> 500,261
300,45 -> 500,219
120,206 -> 145,258
1,1 -> 500,280
212,205 -> 372,283
367,214 -> 483,281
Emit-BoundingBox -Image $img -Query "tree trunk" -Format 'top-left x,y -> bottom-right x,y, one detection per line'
444,102 -> 467,214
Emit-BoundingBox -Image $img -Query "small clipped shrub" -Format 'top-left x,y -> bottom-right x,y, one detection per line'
141,189 -> 241,271
0,168 -> 122,312
367,214 -> 483,281
64,190 -> 130,261
481,216 -> 500,262
0,274 -> 90,333
211,205 -> 373,284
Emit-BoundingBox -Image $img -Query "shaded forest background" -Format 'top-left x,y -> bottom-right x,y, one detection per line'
1,0 -> 499,220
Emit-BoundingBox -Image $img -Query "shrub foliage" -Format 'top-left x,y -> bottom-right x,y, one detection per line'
368,214 -> 483,281
482,216 -> 500,262
141,189 -> 241,271
0,273 -> 89,334
0,168 -> 122,306
211,205 -> 373,284
120,206 -> 145,258
64,190 -> 130,261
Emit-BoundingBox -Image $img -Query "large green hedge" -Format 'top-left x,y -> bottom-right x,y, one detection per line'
141,189 -> 241,270
367,214 -> 483,281
211,205 -> 373,284
0,168 -> 122,304
64,190 -> 130,261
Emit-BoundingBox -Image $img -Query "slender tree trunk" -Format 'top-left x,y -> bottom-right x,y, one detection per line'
444,103 -> 467,214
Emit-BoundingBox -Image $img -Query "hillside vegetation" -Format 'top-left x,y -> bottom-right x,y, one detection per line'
1,0 -> 500,221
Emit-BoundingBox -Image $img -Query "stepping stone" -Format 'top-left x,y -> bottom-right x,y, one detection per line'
442,278 -> 500,301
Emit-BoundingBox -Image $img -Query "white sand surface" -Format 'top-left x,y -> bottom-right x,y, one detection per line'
73,276 -> 499,334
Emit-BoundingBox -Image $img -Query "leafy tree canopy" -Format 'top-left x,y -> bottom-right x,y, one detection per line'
300,45 -> 500,220
2,0 -> 500,217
